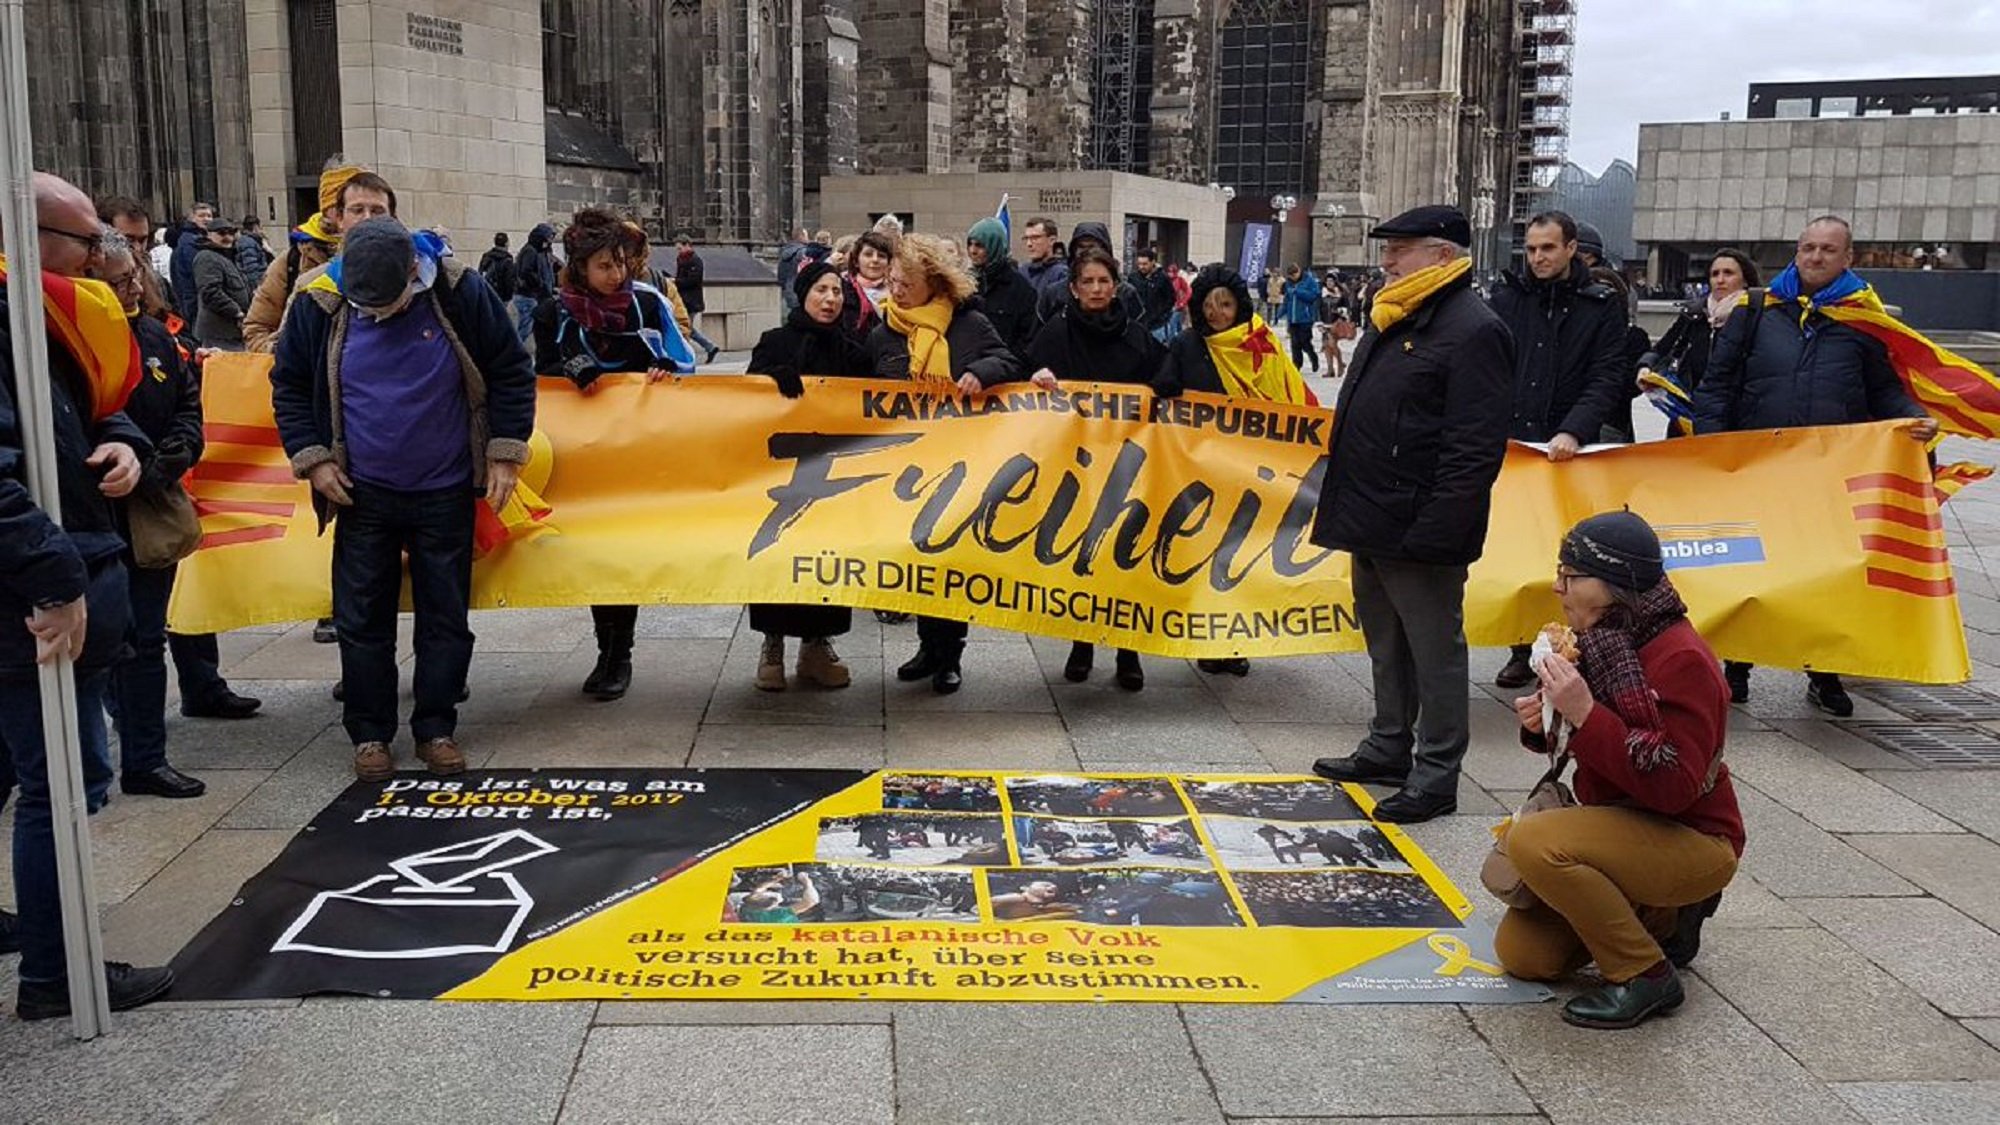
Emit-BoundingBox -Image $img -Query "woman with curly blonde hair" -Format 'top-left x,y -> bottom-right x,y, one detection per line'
866,232 -> 1044,694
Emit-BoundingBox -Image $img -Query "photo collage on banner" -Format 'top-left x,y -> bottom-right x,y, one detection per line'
719,773 -> 1459,931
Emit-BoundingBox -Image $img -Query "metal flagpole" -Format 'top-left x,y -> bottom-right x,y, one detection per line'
0,0 -> 114,1039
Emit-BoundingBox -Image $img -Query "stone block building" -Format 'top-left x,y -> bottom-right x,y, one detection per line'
28,0 -> 1548,268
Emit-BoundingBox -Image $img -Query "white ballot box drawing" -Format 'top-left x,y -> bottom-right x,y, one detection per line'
273,829 -> 560,959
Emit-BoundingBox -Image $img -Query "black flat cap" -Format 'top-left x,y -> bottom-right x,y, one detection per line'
1369,205 -> 1471,248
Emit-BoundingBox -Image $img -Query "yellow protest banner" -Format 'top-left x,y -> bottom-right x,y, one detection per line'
171,353 -> 1969,681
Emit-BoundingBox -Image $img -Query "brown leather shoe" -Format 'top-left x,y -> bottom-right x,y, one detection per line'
796,637 -> 851,689
353,742 -> 394,781
416,736 -> 465,775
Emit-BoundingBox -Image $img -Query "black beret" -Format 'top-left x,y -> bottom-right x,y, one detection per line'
1368,205 -> 1472,249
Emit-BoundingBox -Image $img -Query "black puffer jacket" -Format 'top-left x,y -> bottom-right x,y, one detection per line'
975,257 -> 1041,363
1310,270 -> 1515,566
124,315 -> 205,490
750,308 -> 875,397
1035,222 -> 1145,325
1487,258 -> 1628,443
1026,299 -> 1165,386
1153,266 -> 1254,398
1690,301 -> 1925,433
865,304 -> 1021,388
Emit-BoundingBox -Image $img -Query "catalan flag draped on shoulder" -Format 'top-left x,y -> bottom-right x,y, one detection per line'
0,253 -> 142,421
1764,263 -> 2000,500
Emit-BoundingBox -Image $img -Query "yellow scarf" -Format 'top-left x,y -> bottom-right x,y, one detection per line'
1370,256 -> 1471,333
1203,314 -> 1313,405
881,295 -> 957,387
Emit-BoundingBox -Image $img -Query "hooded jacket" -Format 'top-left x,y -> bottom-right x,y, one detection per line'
244,214 -> 339,353
514,224 -> 559,302
1487,257 -> 1629,443
1153,267 -> 1255,397
1034,222 -> 1145,325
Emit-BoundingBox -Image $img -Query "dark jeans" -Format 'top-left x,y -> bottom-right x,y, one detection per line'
109,561 -> 227,774
1349,553 -> 1471,798
0,668 -> 112,982
333,481 -> 476,746
916,616 -> 968,652
1288,322 -> 1319,372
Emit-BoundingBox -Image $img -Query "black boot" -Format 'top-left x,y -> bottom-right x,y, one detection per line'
15,962 -> 176,1020
899,646 -> 947,682
1114,649 -> 1144,692
1807,672 -> 1853,717
1723,661 -> 1751,704
1561,962 -> 1686,1030
1065,642 -> 1094,682
1663,892 -> 1723,968
932,646 -> 964,695
583,616 -> 634,700
1495,646 -> 1536,689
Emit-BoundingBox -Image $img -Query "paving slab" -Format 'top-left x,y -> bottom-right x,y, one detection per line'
632,603 -> 749,639
468,714 -> 704,770
593,1000 -> 893,1025
104,828 -> 293,967
217,728 -> 368,830
86,769 -> 266,903
1025,632 -> 1208,691
1726,733 -> 1960,833
163,680 -> 340,771
705,628 -> 888,727
1182,1006 -> 1535,1118
1967,1020 -> 2000,1050
1831,1080 -> 2000,1125
1196,654 -> 1378,724
1065,689 -> 1265,764
1732,667 -> 1900,723
559,1025 -> 892,1125
1730,787 -> 1918,898
1228,1119 -> 1547,1125
1709,873 -> 1816,929
886,712 -> 1080,770
530,638 -> 730,718
1238,721 -> 1369,773
465,607 -> 594,653
1868,770 -> 2000,840
1470,975 -> 1864,1125
1797,897 -> 2000,1018
213,999 -> 593,1124
1692,927 -> 2000,1081
689,722 -> 887,768
895,1003 -> 1222,1123
0,1008 -> 288,1125
1847,833 -> 2000,930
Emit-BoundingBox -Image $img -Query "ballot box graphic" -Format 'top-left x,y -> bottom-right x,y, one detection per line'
273,830 -> 559,959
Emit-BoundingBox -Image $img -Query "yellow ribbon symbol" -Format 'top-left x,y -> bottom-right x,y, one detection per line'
1428,933 -> 1503,978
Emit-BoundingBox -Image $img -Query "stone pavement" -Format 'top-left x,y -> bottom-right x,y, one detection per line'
2,597 -> 1999,1125
2,369 -> 1999,1123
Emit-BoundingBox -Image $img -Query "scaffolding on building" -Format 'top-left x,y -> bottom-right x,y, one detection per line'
1511,0 -> 1574,234
1090,0 -> 1141,171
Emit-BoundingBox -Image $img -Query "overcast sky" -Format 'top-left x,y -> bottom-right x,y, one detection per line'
1567,1 -> 2000,175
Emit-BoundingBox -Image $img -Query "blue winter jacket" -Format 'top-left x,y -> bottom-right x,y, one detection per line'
1278,273 -> 1322,326
1690,301 -> 1925,433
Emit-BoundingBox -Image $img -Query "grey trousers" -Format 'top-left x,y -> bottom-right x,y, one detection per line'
1349,553 -> 1471,798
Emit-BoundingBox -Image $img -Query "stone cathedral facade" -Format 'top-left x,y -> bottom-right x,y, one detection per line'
28,0 -> 1547,263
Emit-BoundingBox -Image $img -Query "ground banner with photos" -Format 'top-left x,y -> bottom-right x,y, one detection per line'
170,354 -> 1967,679
167,769 -> 1549,1005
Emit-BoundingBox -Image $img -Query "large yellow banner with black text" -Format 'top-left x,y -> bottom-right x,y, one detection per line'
171,354 -> 1969,681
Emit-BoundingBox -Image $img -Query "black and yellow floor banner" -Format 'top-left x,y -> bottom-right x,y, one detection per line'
168,768 -> 1547,1005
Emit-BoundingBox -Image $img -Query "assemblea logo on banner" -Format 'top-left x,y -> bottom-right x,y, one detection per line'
1653,523 -> 1767,570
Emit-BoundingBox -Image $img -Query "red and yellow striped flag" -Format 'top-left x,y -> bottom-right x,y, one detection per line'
0,254 -> 141,420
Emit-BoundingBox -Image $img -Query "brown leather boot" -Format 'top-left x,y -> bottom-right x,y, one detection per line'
416,736 -> 465,775
352,741 -> 394,781
796,637 -> 851,689
756,634 -> 787,692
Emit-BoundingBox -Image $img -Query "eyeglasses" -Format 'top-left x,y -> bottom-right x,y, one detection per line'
39,225 -> 103,257
98,270 -> 142,293
1554,568 -> 1588,589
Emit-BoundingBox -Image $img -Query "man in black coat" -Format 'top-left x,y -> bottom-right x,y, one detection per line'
1308,205 -> 1514,824
1691,214 -> 1936,716
1486,210 -> 1630,689
1131,248 -> 1176,341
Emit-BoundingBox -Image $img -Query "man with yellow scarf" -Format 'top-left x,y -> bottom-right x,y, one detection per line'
1307,206 -> 1515,824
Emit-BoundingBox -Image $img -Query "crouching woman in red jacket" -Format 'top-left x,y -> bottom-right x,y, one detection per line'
1501,510 -> 1744,1030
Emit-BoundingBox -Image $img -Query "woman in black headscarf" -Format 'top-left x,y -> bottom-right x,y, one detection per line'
1024,247 -> 1165,691
744,261 -> 875,692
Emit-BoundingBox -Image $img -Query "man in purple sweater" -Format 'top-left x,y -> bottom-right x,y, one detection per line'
270,218 -> 536,781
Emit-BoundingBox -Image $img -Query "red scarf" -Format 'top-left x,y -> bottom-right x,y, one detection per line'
559,284 -> 635,333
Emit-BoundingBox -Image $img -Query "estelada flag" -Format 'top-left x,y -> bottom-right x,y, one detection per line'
0,254 -> 141,420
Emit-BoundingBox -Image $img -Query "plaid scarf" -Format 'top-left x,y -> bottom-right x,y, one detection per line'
1574,578 -> 1690,774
